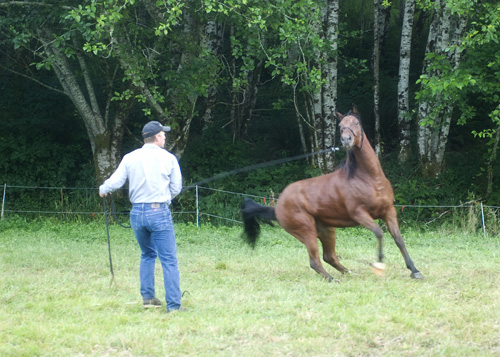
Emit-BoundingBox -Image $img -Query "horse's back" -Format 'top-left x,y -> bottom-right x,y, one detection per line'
275,172 -> 355,227
276,173 -> 337,208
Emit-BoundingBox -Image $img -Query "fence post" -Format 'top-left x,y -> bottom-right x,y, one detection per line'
480,202 -> 486,237
1,183 -> 6,220
196,185 -> 199,227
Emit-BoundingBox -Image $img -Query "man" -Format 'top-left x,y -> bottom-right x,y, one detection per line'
99,121 -> 183,312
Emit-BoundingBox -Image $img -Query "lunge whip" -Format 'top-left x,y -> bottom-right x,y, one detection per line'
102,196 -> 115,285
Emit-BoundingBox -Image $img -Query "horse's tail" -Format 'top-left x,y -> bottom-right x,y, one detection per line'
241,198 -> 277,248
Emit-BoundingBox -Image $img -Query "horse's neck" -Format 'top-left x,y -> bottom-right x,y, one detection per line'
353,139 -> 385,178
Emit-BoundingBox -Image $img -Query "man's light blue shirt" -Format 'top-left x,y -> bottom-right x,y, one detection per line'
99,144 -> 182,204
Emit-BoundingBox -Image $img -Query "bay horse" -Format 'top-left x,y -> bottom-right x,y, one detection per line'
241,106 -> 423,281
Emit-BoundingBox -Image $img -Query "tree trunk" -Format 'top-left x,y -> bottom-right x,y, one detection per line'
241,59 -> 263,139
417,1 -> 467,177
373,0 -> 382,157
487,121 -> 500,199
38,31 -> 122,183
200,19 -> 222,128
313,0 -> 339,173
311,4 -> 324,166
321,0 -> 340,172
372,0 -> 390,158
397,0 -> 415,163
229,28 -> 263,142
295,97 -> 309,162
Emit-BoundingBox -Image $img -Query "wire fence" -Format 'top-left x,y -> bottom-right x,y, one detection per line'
1,183 -> 500,236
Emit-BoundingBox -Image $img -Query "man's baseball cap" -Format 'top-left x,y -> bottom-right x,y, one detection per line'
142,121 -> 171,138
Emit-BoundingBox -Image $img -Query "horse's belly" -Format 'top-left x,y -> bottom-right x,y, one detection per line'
317,216 -> 359,228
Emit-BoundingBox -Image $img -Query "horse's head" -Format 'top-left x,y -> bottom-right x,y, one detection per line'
337,105 -> 364,150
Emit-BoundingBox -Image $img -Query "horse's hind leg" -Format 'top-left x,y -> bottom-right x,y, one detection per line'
317,225 -> 350,274
303,236 -> 336,282
385,207 -> 423,279
282,215 -> 335,282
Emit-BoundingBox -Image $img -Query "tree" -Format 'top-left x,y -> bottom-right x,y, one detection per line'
397,0 -> 416,163
318,0 -> 340,172
461,1 -> 500,201
372,0 -> 390,157
199,16 -> 223,129
203,0 -> 341,172
0,1 -> 133,182
1,0 -> 220,182
308,0 -> 340,171
71,0 -> 207,159
415,0 -> 468,177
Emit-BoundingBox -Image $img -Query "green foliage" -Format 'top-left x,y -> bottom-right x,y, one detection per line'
462,3 -> 500,130
415,1 -> 500,131
2,0 -> 500,226
0,70 -> 93,188
203,0 -> 329,91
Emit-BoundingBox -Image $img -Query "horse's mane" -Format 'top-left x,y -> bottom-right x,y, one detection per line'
337,151 -> 357,179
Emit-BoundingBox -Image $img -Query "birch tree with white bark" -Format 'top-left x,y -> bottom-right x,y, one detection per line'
415,0 -> 468,177
310,0 -> 340,172
204,0 -> 340,172
397,0 -> 416,163
319,0 -> 340,172
372,0 -> 382,157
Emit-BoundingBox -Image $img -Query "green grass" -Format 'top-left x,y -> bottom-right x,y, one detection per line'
1,220 -> 500,355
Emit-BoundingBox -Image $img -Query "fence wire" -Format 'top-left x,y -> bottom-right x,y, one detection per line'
1,184 -> 499,236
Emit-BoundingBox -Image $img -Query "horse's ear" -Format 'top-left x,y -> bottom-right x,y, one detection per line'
352,104 -> 358,115
336,111 -> 343,119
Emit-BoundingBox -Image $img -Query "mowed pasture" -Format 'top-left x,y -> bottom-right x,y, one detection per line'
1,220 -> 499,356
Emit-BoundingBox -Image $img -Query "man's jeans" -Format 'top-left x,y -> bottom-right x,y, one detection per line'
130,203 -> 181,311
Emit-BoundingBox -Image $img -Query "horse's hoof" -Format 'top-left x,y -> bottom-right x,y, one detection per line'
370,262 -> 386,277
411,271 -> 424,279
327,276 -> 341,283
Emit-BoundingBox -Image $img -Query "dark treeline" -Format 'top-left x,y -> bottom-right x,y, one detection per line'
1,0 -> 500,207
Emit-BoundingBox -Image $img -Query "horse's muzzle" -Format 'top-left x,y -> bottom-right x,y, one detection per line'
340,126 -> 356,149
341,133 -> 354,149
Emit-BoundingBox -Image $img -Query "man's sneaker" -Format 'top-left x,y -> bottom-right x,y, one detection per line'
143,298 -> 162,308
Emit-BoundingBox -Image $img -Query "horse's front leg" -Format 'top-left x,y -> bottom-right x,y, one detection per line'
384,207 -> 424,279
353,209 -> 385,263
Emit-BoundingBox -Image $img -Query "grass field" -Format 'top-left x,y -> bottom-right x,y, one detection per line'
1,219 -> 499,356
